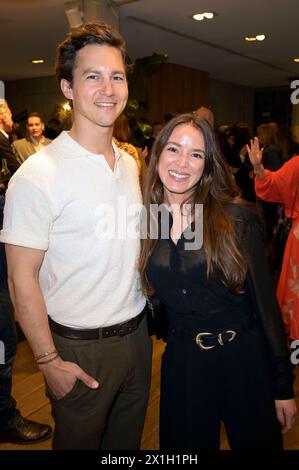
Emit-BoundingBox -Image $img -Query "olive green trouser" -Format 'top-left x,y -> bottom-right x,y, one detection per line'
46,316 -> 152,450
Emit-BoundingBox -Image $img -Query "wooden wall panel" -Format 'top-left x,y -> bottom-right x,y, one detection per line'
148,63 -> 209,123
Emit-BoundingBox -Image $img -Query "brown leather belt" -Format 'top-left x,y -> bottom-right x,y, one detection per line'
48,308 -> 146,340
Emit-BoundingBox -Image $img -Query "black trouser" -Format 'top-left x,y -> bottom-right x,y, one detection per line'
0,286 -> 21,431
0,194 -> 21,431
160,323 -> 283,450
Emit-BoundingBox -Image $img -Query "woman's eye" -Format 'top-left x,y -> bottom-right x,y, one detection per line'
166,146 -> 178,153
192,152 -> 205,159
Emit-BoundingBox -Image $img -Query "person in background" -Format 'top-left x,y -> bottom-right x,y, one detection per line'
43,118 -> 62,140
9,123 -> 23,143
233,122 -> 256,203
280,124 -> 299,162
256,123 -> 283,244
12,112 -> 52,164
0,102 -> 52,444
247,137 -> 299,340
0,22 -> 152,450
216,124 -> 243,170
0,101 -> 20,181
145,122 -> 164,162
257,123 -> 282,172
113,112 -> 144,176
140,113 -> 296,450
193,106 -> 214,128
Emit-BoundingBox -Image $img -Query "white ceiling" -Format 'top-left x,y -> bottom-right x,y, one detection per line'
0,0 -> 299,88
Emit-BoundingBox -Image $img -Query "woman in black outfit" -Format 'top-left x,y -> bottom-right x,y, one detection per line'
140,113 -> 296,450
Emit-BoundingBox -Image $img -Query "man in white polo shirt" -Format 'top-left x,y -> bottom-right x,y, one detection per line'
0,22 -> 152,450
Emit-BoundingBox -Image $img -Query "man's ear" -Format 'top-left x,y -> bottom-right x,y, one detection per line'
61,79 -> 73,100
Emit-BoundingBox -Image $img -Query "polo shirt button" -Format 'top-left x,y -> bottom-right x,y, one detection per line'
182,289 -> 187,294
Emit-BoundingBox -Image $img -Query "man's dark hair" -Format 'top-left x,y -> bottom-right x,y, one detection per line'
55,21 -> 131,84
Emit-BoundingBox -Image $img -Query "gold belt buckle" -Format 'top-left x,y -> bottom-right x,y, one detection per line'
218,330 -> 236,346
195,332 -> 215,350
196,330 -> 237,350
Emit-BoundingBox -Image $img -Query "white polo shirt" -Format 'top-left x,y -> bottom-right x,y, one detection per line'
0,131 -> 145,328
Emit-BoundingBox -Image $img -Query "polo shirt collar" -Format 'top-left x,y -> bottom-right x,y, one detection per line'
55,130 -> 121,162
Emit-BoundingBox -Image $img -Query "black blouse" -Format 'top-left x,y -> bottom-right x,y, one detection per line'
147,215 -> 254,331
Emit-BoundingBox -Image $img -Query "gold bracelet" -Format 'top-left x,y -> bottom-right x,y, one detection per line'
35,349 -> 58,362
37,353 -> 59,365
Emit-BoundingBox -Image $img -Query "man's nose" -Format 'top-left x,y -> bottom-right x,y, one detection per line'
100,77 -> 113,95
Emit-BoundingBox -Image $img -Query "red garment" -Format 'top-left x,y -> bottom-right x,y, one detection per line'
255,156 -> 299,339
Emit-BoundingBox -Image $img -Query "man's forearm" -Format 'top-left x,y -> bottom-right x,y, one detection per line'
8,277 -> 55,358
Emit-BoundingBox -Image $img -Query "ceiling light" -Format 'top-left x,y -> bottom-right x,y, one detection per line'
32,59 -> 44,64
203,12 -> 214,19
192,12 -> 215,21
245,34 -> 266,42
293,58 -> 299,63
193,13 -> 204,21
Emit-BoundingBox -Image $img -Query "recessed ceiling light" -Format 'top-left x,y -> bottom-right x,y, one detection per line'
32,59 -> 44,64
245,35 -> 266,42
192,12 -> 215,21
193,13 -> 204,21
293,58 -> 299,63
203,12 -> 214,20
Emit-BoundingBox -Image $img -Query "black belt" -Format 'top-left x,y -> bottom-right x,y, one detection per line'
169,316 -> 256,350
48,308 -> 146,340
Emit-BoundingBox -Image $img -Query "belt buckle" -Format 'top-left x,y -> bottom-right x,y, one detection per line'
196,329 -> 237,350
218,330 -> 236,346
195,332 -> 215,350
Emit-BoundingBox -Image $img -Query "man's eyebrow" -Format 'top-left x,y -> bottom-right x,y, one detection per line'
82,69 -> 126,76
82,69 -> 101,76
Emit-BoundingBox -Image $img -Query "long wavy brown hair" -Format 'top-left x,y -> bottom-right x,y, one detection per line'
140,113 -> 247,295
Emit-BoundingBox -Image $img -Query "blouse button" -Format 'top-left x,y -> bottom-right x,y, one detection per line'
182,289 -> 187,294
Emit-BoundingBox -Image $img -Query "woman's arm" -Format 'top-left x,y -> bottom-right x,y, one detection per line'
240,207 -> 297,430
247,138 -> 299,208
246,137 -> 266,179
242,208 -> 293,394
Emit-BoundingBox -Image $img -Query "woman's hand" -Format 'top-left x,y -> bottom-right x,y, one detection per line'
275,398 -> 297,434
246,137 -> 263,167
